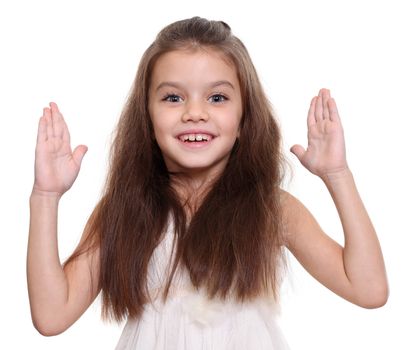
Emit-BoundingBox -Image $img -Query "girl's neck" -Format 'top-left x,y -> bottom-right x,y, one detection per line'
169,170 -> 220,219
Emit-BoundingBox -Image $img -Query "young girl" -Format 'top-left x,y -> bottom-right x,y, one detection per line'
27,17 -> 388,349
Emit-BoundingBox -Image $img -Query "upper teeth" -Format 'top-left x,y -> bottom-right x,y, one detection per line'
181,134 -> 210,142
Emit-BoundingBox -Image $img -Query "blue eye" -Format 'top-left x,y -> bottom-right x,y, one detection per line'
209,94 -> 228,103
163,94 -> 182,103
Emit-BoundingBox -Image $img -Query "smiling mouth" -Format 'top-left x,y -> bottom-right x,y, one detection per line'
178,133 -> 214,142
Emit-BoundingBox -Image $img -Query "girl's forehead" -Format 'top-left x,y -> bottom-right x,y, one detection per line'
158,46 -> 232,64
151,49 -> 238,85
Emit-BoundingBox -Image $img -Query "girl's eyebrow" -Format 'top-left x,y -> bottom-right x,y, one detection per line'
155,80 -> 235,92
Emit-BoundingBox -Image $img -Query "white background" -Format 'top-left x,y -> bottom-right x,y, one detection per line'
1,0 -> 406,349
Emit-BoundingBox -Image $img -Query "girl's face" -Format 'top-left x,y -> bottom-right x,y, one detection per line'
148,49 -> 243,179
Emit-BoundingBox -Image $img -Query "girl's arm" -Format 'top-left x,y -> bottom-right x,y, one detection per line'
284,88 -> 388,308
27,103 -> 99,336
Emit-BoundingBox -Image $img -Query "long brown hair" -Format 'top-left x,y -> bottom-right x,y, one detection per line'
65,17 -> 286,322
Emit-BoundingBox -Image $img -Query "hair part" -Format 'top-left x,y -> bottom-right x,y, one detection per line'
65,16 -> 286,322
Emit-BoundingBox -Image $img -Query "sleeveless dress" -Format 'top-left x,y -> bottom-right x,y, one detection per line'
115,219 -> 290,350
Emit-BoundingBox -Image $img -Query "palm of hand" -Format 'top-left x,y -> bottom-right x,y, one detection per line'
34,103 -> 87,196
291,89 -> 348,178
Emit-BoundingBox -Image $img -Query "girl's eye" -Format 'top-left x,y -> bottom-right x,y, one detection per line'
163,94 -> 182,103
209,94 -> 228,103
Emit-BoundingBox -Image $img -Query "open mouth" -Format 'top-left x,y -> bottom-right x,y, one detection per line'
178,133 -> 214,143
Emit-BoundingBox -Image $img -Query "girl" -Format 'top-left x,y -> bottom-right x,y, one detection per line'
27,17 -> 388,349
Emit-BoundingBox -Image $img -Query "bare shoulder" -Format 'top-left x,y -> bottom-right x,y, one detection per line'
279,189 -> 312,229
279,189 -> 305,218
279,189 -> 324,249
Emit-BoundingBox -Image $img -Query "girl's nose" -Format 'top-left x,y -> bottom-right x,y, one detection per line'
182,100 -> 209,122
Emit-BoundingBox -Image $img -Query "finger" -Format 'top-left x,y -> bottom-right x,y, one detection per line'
37,115 -> 47,144
61,119 -> 71,144
72,145 -> 88,167
290,144 -> 306,162
321,88 -> 330,120
44,107 -> 53,139
328,97 -> 341,123
49,102 -> 64,139
315,94 -> 323,122
50,102 -> 71,143
307,96 -> 317,128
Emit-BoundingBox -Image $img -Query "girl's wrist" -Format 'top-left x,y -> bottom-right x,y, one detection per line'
30,187 -> 63,202
320,167 -> 353,187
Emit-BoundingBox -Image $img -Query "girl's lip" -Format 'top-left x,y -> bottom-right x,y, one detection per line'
176,129 -> 216,138
175,130 -> 215,148
177,137 -> 213,149
175,130 -> 216,145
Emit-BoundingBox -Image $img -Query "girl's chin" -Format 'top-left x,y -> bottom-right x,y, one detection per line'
165,160 -> 228,178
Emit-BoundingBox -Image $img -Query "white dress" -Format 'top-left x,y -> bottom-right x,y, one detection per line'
115,220 -> 290,350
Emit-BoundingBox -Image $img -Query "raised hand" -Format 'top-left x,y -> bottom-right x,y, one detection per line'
33,102 -> 87,197
290,89 -> 348,178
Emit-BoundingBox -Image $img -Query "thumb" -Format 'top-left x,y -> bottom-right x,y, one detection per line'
290,144 -> 306,162
72,145 -> 88,167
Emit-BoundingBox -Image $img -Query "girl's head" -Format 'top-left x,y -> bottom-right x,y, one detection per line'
116,16 -> 281,183
69,17 -> 285,322
148,47 -> 243,179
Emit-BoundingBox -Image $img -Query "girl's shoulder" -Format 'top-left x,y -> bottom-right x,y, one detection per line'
278,189 -> 320,246
279,189 -> 310,224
